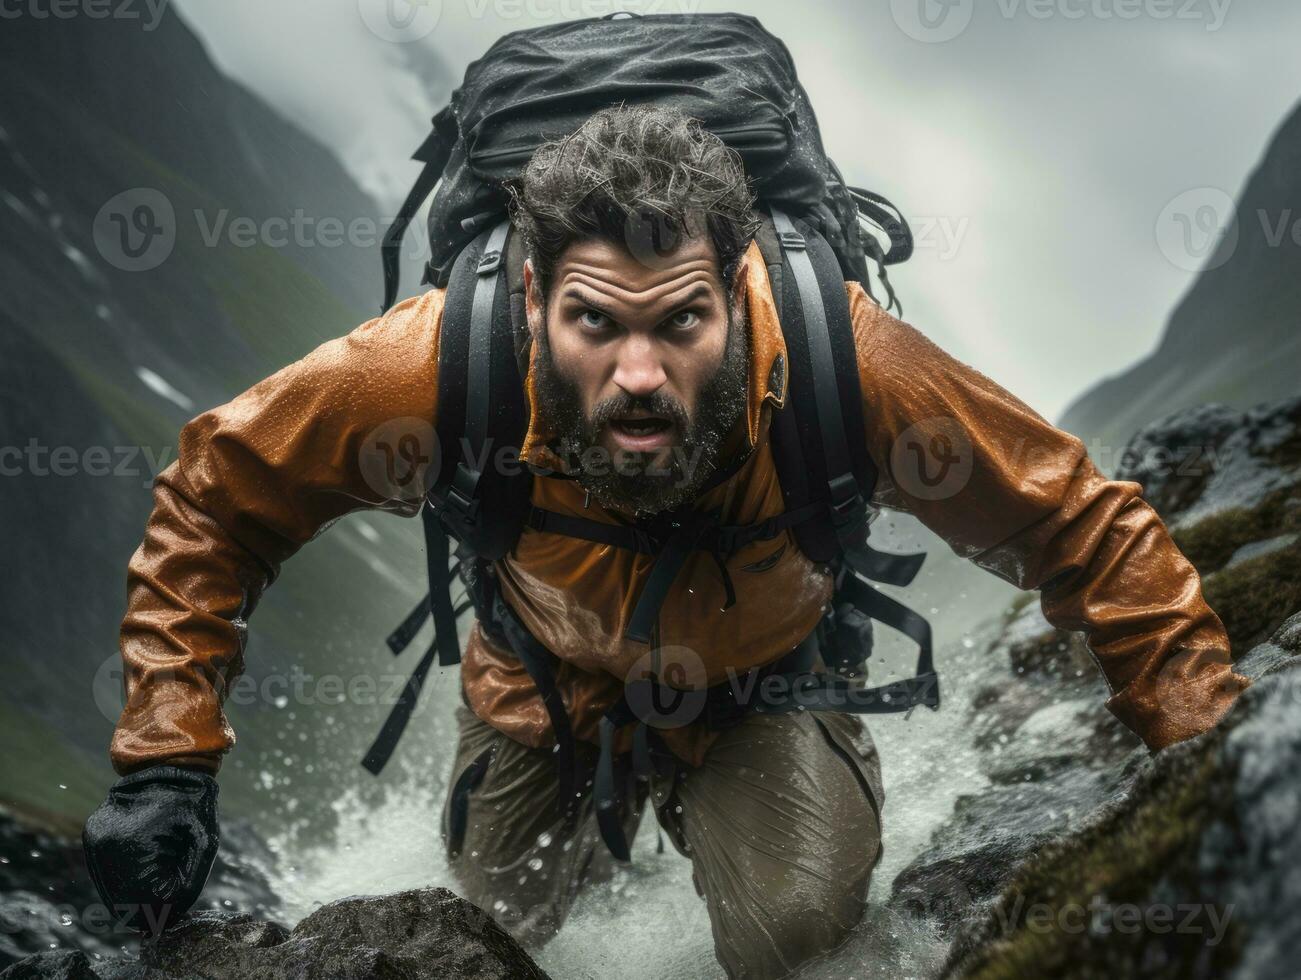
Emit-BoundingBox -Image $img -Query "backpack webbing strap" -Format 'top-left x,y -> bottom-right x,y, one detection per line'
444,745 -> 494,858
442,219 -> 512,527
492,592 -> 581,825
426,507 -> 468,668
624,509 -> 718,645
361,510 -> 474,775
386,559 -> 459,655
844,544 -> 926,588
381,108 -> 456,313
594,697 -> 643,863
769,207 -> 873,552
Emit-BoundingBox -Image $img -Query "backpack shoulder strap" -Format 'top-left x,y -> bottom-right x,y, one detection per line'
763,208 -> 927,588
364,218 -> 530,775
764,207 -> 874,560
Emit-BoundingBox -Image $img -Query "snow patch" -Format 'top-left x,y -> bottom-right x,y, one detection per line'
135,366 -> 195,411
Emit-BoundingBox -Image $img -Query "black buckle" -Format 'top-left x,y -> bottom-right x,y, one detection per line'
827,473 -> 864,525
777,228 -> 806,251
442,464 -> 481,524
477,248 -> 503,276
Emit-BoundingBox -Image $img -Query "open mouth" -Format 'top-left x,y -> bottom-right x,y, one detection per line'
607,413 -> 676,451
611,416 -> 672,437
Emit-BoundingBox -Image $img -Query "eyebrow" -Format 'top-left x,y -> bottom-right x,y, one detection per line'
562,284 -> 714,320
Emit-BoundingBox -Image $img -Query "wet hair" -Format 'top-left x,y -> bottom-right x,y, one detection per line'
507,103 -> 762,293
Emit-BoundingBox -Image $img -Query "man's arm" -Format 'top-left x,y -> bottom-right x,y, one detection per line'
110,289 -> 445,775
846,284 -> 1248,750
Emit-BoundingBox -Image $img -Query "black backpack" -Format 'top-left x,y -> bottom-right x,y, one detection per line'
365,12 -> 939,859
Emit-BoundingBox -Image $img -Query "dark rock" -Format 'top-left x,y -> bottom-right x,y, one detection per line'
0,810 -> 281,970
286,889 -> 549,980
941,627 -> 1301,979
138,912 -> 289,978
0,950 -> 99,980
3,889 -> 551,980
1115,402 -> 1243,518
891,399 -> 1301,977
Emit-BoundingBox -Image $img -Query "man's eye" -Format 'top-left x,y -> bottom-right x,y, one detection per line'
578,310 -> 610,330
668,310 -> 700,329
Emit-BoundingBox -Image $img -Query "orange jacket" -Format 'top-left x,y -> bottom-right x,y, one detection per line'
109,242 -> 1248,775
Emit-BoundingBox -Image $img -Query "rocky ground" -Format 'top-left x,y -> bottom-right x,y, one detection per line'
1,890 -> 550,980
890,395 -> 1301,978
3,396 -> 1298,979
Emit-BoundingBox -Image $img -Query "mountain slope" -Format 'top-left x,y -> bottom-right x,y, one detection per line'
0,11 -> 437,833
1059,100 -> 1301,453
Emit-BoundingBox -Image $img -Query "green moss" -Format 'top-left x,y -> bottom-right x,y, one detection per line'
1172,485 -> 1301,575
949,745 -> 1241,979
61,354 -> 179,454
1200,541 -> 1301,656
202,237 -> 367,374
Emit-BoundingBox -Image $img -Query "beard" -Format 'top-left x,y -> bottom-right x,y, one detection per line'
532,307 -> 749,516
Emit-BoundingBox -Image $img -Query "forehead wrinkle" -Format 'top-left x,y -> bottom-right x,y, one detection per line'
561,267 -> 719,313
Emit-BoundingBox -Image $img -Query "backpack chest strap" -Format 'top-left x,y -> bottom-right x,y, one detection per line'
525,500 -> 827,644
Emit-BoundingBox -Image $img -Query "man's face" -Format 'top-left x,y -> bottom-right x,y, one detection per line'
524,233 -> 750,515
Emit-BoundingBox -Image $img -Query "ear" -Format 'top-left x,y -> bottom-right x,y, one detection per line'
523,258 -> 544,338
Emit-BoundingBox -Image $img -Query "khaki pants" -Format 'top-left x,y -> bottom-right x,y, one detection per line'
441,703 -> 884,979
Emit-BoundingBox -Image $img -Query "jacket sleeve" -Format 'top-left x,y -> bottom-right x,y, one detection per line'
110,290 -> 445,775
846,283 -> 1248,751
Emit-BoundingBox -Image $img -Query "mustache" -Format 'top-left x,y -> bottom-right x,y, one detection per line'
588,390 -> 690,437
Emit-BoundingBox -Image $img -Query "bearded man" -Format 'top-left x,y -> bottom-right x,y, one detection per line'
84,106 -> 1247,978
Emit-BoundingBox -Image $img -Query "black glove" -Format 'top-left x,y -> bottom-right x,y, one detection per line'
82,765 -> 220,935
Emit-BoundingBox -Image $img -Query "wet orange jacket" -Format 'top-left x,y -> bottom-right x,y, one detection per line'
109,242 -> 1248,775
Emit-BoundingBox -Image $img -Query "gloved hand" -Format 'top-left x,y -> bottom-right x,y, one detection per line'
82,765 -> 220,935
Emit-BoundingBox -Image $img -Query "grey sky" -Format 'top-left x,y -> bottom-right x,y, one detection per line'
174,0 -> 1301,424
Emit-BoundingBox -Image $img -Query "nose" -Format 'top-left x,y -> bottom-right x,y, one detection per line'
610,333 -> 667,399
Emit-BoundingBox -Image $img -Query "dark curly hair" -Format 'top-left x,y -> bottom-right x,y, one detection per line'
507,104 -> 762,293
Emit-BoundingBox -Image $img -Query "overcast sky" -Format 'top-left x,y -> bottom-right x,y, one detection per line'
174,0 -> 1301,423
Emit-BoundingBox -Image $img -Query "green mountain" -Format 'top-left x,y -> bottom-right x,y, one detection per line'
0,10 -> 438,837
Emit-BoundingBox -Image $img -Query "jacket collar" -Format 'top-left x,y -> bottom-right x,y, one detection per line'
519,240 -> 787,468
